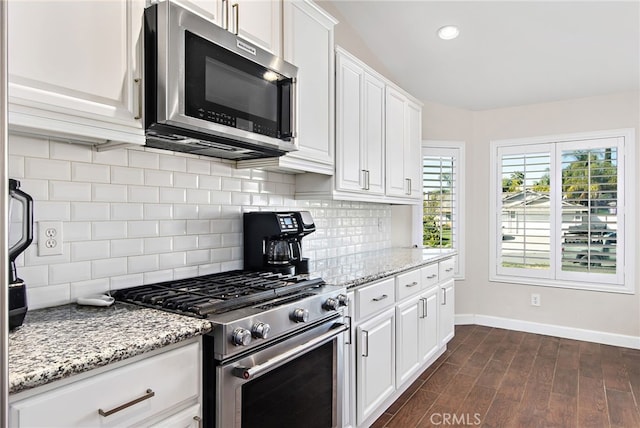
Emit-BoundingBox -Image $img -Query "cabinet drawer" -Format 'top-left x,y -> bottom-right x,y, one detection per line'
10,342 -> 199,428
439,258 -> 455,280
356,277 -> 395,320
395,269 -> 421,301
420,264 -> 439,289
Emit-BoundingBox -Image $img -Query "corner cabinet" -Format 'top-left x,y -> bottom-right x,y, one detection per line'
9,340 -> 202,428
347,255 -> 456,427
237,0 -> 337,174
7,0 -> 146,147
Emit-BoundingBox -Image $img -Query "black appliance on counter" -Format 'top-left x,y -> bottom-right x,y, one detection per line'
243,211 -> 315,275
8,179 -> 33,330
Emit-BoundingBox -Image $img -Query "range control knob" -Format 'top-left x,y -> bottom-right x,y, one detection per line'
251,322 -> 271,339
323,298 -> 340,311
337,294 -> 349,307
231,328 -> 252,346
291,308 -> 310,323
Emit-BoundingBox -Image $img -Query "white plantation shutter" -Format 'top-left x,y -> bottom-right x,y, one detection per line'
491,131 -> 631,292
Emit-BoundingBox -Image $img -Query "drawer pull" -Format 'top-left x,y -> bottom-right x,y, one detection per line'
445,267 -> 454,272
405,281 -> 418,288
98,389 -> 155,417
426,274 -> 437,279
194,416 -> 203,428
372,294 -> 388,302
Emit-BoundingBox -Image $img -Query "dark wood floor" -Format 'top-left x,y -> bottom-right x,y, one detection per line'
372,325 -> 640,428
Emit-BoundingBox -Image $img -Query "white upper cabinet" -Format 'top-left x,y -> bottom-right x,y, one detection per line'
335,48 -> 385,195
237,0 -> 336,174
227,0 -> 281,56
7,0 -> 146,147
177,0 -> 221,23
385,86 -> 422,201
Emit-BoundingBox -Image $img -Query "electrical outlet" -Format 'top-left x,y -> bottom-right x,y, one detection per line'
531,293 -> 541,307
38,221 -> 63,256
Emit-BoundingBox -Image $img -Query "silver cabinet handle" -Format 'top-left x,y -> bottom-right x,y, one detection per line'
426,274 -> 437,279
405,281 -> 418,288
405,178 -> 411,195
193,416 -> 202,428
233,323 -> 347,380
133,78 -> 142,120
372,294 -> 388,302
98,389 -> 155,417
445,267 -> 454,272
345,315 -> 352,345
222,0 -> 229,30
361,169 -> 367,190
365,170 -> 370,190
232,3 -> 239,35
362,329 -> 369,357
442,288 -> 447,305
419,298 -> 428,318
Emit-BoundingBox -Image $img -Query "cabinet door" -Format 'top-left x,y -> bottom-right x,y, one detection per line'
176,0 -> 221,23
363,72 -> 385,195
395,296 -> 421,386
149,403 -> 201,428
420,286 -> 440,363
231,0 -> 281,56
406,100 -> 423,199
336,52 -> 364,192
385,86 -> 408,197
439,279 -> 455,347
8,0 -> 145,145
281,0 -> 335,173
356,308 -> 395,425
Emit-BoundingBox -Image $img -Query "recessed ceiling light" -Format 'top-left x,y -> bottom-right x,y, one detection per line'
437,25 -> 460,40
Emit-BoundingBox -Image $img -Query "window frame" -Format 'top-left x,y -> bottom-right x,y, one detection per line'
489,128 -> 636,294
415,140 -> 465,280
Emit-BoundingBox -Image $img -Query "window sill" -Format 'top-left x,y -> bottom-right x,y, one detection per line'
489,274 -> 634,294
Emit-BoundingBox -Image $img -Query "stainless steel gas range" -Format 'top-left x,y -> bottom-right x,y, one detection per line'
113,269 -> 348,428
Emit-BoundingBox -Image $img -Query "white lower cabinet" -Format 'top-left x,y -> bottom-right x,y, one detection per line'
356,308 -> 395,425
348,256 -> 455,427
439,279 -> 455,347
9,341 -> 201,428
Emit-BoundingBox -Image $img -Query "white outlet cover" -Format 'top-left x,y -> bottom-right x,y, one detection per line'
38,221 -> 64,256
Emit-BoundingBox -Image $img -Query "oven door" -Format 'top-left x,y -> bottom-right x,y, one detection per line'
215,317 -> 346,428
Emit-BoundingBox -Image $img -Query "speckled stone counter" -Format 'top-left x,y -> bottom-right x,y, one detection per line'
8,302 -> 211,395
311,247 -> 456,288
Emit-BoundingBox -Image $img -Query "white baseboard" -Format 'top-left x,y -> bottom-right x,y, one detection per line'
455,313 -> 640,350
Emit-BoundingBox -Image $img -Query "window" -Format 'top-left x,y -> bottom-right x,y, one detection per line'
421,141 -> 465,278
490,129 -> 635,293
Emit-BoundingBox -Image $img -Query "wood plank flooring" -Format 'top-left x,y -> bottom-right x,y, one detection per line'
372,325 -> 640,428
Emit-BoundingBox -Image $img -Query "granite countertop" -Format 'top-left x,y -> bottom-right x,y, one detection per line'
8,303 -> 211,395
311,247 -> 456,288
8,247 -> 453,396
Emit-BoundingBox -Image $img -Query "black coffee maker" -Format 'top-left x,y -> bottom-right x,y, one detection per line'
243,211 -> 315,275
8,179 -> 33,330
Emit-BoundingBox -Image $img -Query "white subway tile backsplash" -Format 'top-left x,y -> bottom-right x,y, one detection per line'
72,162 -> 110,183
111,238 -> 144,257
111,203 -> 144,221
11,137 -> 391,309
71,240 -> 110,261
50,261 -> 91,284
127,254 -> 159,274
129,185 -> 159,203
145,169 -> 173,187
129,150 -> 159,169
71,202 -> 110,221
112,166 -> 144,185
26,158 -> 71,181
143,204 -> 173,220
92,148 -> 128,166
70,278 -> 110,300
127,220 -> 159,238
50,141 -> 92,162
9,155 -> 24,178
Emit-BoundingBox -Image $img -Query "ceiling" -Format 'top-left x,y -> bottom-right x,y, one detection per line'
326,1 -> 640,111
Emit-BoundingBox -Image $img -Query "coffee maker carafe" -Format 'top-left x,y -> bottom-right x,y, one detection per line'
243,211 -> 315,275
8,179 -> 33,330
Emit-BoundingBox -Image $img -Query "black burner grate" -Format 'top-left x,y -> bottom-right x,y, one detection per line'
112,270 -> 324,317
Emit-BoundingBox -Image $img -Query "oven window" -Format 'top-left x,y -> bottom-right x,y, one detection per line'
241,341 -> 334,428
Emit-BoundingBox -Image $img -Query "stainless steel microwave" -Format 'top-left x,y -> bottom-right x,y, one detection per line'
143,1 -> 298,160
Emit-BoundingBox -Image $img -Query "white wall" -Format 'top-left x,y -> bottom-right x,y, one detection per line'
424,91 -> 640,340
8,134 -> 392,310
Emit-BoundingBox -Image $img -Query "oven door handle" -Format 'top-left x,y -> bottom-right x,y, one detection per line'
232,323 -> 348,381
